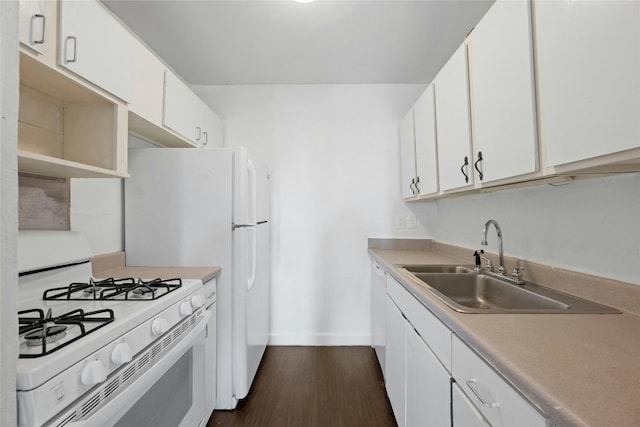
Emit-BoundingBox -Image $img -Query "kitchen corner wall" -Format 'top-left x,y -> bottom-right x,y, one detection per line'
424,173 -> 640,286
194,84 -> 428,345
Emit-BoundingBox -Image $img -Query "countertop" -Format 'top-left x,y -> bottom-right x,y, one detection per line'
91,251 -> 221,284
369,243 -> 640,427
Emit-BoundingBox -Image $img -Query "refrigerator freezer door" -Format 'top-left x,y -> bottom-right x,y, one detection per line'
253,155 -> 270,223
233,148 -> 270,226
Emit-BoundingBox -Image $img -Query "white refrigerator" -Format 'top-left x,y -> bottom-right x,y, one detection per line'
124,147 -> 270,410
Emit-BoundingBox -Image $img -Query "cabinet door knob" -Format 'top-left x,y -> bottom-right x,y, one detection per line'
474,151 -> 484,181
202,131 -> 208,146
460,156 -> 469,183
415,176 -> 420,194
196,126 -> 202,141
65,36 -> 77,63
33,14 -> 46,44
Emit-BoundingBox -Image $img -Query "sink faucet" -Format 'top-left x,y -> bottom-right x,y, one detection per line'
481,219 -> 505,274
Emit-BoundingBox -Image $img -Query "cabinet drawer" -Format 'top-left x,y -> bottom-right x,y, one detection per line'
452,383 -> 490,427
452,335 -> 546,427
387,275 -> 451,372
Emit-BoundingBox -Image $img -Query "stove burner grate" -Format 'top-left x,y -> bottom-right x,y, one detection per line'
42,277 -> 182,301
18,308 -> 115,358
24,324 -> 68,346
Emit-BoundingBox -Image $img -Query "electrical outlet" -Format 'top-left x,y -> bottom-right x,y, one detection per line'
395,214 -> 406,229
406,213 -> 417,229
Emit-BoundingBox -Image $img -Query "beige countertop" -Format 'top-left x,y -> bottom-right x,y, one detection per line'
369,241 -> 640,427
91,252 -> 221,284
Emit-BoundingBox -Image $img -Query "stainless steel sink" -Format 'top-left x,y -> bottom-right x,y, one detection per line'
402,264 -> 474,274
414,273 -> 569,311
400,267 -> 621,314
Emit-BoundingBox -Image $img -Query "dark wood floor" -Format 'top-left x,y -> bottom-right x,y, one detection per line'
207,346 -> 397,427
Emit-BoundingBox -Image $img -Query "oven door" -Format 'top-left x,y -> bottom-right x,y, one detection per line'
63,311 -> 209,427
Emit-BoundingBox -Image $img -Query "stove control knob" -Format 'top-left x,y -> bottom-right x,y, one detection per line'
190,294 -> 204,309
151,317 -> 169,336
111,342 -> 132,366
180,301 -> 193,317
80,360 -> 106,387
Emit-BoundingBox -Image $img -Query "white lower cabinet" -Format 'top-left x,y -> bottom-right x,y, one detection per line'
385,296 -> 407,427
371,260 -> 387,373
382,273 -> 549,427
452,335 -> 547,427
406,324 -> 451,427
452,383 -> 490,427
386,276 -> 452,427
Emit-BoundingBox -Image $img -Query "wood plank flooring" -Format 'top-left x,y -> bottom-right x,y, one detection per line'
207,346 -> 397,427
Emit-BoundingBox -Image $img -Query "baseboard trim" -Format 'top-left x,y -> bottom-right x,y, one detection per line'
269,332 -> 371,346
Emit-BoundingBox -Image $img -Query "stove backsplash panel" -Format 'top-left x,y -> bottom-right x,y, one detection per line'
18,174 -> 70,230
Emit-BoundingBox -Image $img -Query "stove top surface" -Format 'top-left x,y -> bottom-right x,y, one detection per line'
43,277 -> 184,301
17,261 -> 203,391
19,307 -> 115,358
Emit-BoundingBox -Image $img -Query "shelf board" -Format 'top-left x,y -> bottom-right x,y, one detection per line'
18,151 -> 129,179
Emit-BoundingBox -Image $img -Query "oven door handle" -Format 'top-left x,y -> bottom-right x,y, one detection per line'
64,311 -> 210,427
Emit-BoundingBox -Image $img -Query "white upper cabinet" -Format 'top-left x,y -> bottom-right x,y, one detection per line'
434,43 -> 474,192
129,39 -> 166,125
163,71 -> 201,143
19,0 -> 46,54
59,0 -> 134,103
468,0 -> 538,184
163,71 -> 224,147
399,109 -> 417,199
413,84 -> 439,196
534,0 -> 640,168
129,43 -> 224,148
199,101 -> 224,148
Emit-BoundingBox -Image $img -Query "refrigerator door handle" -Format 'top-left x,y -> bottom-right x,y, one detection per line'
232,223 -> 253,230
247,227 -> 257,291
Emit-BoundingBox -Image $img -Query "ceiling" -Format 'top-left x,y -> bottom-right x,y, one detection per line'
102,0 -> 494,85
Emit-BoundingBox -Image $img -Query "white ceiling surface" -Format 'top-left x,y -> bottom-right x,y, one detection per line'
102,0 -> 494,85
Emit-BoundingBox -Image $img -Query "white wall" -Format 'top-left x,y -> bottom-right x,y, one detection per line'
423,173 -> 640,285
195,84 -> 427,344
1,2 -> 19,424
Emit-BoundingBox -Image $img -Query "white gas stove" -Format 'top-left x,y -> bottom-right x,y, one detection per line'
17,231 -> 208,427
